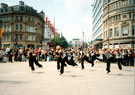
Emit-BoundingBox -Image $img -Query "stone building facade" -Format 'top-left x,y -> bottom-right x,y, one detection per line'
72,39 -> 81,48
0,1 -> 45,48
102,0 -> 135,49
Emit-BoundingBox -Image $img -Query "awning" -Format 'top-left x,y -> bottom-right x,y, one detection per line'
91,39 -> 102,46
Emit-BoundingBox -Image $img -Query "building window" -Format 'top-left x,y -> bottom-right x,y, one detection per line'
4,35 -> 6,41
129,12 -> 131,19
4,25 -> 6,32
27,26 -> 36,32
27,35 -> 35,41
16,24 -> 18,30
20,16 -> 23,21
122,0 -> 128,5
114,27 -> 119,37
116,2 -> 119,7
109,29 -> 112,38
16,16 -> 18,21
20,24 -> 22,30
106,31 -> 108,39
116,15 -> 120,21
20,34 -> 22,40
7,35 -> 10,41
32,18 -> 34,22
7,16 -> 11,21
104,32 -> 106,39
8,25 -> 10,32
0,9 -> 3,12
133,13 -> 135,19
123,15 -> 126,19
8,7 -> 13,12
132,26 -> 135,35
15,34 -> 18,40
28,17 -> 31,21
122,26 -> 128,36
119,14 -> 121,20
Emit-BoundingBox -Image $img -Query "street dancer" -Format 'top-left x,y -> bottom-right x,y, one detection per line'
103,49 -> 122,73
60,48 -> 78,75
29,49 -> 43,71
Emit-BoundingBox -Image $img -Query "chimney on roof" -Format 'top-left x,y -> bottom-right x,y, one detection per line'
19,1 -> 24,6
0,3 -> 8,8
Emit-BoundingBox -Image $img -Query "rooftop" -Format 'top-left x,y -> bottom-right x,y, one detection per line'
72,38 -> 80,41
0,1 -> 44,20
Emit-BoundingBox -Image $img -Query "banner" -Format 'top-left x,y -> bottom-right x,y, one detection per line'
0,28 -> 3,38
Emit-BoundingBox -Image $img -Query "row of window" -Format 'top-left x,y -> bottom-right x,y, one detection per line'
0,16 -> 11,22
2,24 -> 36,32
15,16 -> 23,21
2,34 -> 43,42
104,0 -> 129,14
0,16 -> 35,23
103,14 -> 121,26
104,26 -> 135,39
15,24 -> 23,30
93,0 -> 102,18
93,7 -> 102,26
74,44 -> 80,47
15,16 -> 35,22
2,34 -> 23,41
26,26 -> 36,32
103,13 -> 134,26
15,34 -> 23,41
109,0 -> 128,10
93,0 -> 99,12
3,24 -> 10,32
92,27 -> 102,39
93,17 -> 102,32
27,35 -> 36,41
103,0 -> 129,7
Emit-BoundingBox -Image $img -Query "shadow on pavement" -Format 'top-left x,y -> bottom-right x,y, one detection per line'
32,72 -> 45,74
109,73 -> 134,76
0,80 -> 27,84
62,74 -> 83,78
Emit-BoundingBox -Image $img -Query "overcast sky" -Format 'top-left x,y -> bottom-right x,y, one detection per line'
0,0 -> 94,42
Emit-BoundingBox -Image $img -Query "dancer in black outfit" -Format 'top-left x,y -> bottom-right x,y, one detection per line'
81,54 -> 94,70
29,53 -> 43,71
60,49 -> 78,75
55,46 -> 63,70
8,48 -> 13,63
56,51 -> 63,70
81,49 -> 102,70
103,49 -> 122,73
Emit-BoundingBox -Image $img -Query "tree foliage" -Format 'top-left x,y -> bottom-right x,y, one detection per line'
53,35 -> 68,48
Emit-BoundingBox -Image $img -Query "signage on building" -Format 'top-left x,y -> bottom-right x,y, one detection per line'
0,28 -> 3,38
120,44 -> 131,48
114,45 -> 119,48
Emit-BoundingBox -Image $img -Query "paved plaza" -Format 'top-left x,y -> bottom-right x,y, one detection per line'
0,61 -> 134,95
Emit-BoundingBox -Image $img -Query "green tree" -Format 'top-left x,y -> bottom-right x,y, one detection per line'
53,36 -> 68,48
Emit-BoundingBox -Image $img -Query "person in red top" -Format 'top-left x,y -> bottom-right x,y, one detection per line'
34,48 -> 38,61
34,48 -> 38,55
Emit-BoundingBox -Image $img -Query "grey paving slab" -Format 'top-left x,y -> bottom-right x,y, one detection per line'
0,61 -> 134,95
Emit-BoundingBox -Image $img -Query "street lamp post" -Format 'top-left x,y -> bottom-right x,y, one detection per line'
131,11 -> 135,65
0,20 -> 2,48
131,16 -> 134,52
14,39 -> 18,49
